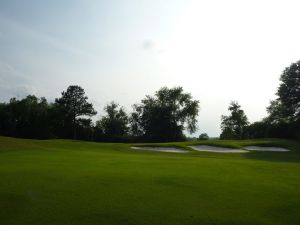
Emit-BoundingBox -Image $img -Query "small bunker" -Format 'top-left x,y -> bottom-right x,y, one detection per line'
188,145 -> 247,153
131,146 -> 188,153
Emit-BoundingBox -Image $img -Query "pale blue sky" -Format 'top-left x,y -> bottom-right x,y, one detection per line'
1,0 -> 300,137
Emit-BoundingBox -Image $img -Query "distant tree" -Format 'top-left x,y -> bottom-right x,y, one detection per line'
198,133 -> 209,140
76,118 -> 94,140
246,121 -> 269,139
0,103 -> 9,135
94,120 -> 104,141
55,85 -> 96,139
220,101 -> 249,139
266,100 -> 288,124
130,87 -> 200,141
0,95 -> 51,138
98,102 -> 129,140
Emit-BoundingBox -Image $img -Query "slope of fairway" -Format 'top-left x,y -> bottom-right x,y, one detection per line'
0,136 -> 299,225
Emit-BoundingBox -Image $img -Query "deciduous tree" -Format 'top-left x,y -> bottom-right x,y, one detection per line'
130,87 -> 200,141
198,133 -> 209,140
220,101 -> 249,139
98,102 -> 129,139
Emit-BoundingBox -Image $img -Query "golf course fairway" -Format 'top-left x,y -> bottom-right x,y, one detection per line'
0,136 -> 299,225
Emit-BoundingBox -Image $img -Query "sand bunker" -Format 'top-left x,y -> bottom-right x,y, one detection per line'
131,146 -> 188,153
244,146 -> 290,152
188,145 -> 248,153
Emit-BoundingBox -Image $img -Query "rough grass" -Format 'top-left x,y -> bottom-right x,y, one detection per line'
0,136 -> 299,225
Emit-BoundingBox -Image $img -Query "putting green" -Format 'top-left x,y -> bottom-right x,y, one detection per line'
0,136 -> 299,225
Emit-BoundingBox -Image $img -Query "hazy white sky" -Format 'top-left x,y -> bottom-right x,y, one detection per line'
0,0 -> 300,137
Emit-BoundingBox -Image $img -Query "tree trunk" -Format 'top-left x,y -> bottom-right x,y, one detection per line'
73,116 -> 77,139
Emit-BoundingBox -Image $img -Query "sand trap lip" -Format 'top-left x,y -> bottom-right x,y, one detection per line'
244,146 -> 290,152
131,146 -> 188,153
188,145 -> 248,153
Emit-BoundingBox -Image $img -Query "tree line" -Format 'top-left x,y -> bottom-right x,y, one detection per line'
0,60 -> 299,141
0,86 -> 199,142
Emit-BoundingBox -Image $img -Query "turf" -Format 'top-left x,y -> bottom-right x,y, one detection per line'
0,136 -> 299,225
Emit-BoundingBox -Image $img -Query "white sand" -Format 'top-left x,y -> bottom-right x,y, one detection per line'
188,145 -> 248,153
244,146 -> 290,152
131,146 -> 188,153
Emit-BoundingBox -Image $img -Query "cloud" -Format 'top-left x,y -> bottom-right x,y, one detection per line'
142,40 -> 155,50
142,39 -> 166,54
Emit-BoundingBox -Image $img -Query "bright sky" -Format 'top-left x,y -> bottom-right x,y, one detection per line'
1,0 -> 300,137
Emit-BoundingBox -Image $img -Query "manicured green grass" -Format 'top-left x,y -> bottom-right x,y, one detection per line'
0,136 -> 299,225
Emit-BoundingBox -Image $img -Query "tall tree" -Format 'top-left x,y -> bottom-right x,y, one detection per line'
97,102 -> 129,140
263,60 -> 300,139
220,101 -> 249,139
273,60 -> 300,121
130,87 -> 199,141
277,60 -> 300,120
55,85 -> 96,139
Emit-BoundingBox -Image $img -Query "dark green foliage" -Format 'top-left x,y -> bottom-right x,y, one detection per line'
277,60 -> 300,121
0,86 -> 198,142
246,121 -> 269,139
76,118 -> 95,140
0,85 -> 97,140
266,120 -> 300,139
130,87 -> 200,142
55,85 -> 97,139
220,101 -> 249,139
267,60 -> 300,139
198,133 -> 209,140
0,95 -> 51,138
266,100 -> 291,124
97,102 -> 129,141
254,60 -> 300,140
